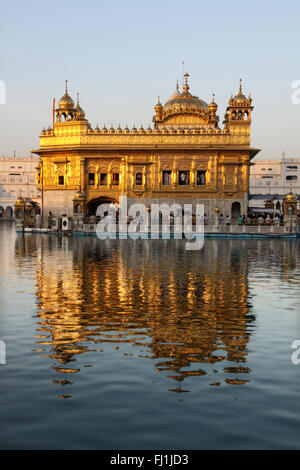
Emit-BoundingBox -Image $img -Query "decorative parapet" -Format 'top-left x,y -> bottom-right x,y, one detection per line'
39,126 -> 251,148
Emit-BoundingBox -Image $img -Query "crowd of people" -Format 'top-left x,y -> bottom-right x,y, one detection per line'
203,212 -> 285,226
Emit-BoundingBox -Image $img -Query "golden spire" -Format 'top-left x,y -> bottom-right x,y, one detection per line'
183,72 -> 190,96
65,80 -> 68,94
155,96 -> 162,111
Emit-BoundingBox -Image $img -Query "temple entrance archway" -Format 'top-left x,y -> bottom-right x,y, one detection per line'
231,201 -> 241,221
86,196 -> 118,216
5,206 -> 13,217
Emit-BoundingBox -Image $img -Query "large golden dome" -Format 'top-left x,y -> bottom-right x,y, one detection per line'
164,95 -> 209,113
153,72 -> 219,129
163,75 -> 209,113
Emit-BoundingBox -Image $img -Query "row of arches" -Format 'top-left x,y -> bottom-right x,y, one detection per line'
231,110 -> 249,121
78,196 -> 242,220
0,206 -> 14,217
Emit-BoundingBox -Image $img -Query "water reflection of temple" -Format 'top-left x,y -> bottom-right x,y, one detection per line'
16,235 -> 295,392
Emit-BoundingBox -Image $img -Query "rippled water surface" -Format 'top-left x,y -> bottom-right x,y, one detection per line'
0,221 -> 300,449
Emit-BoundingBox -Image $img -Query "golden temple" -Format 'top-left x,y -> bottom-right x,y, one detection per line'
33,75 -> 260,222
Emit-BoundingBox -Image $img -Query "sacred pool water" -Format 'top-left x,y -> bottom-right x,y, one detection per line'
0,222 -> 299,449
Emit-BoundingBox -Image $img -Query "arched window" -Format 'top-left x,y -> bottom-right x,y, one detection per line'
197,170 -> 206,186
16,208 -> 22,218
178,171 -> 190,185
75,203 -> 82,214
5,206 -> 13,217
162,170 -> 171,185
231,201 -> 241,219
136,172 -> 143,185
112,173 -> 119,185
88,173 -> 95,185
100,173 -> 107,185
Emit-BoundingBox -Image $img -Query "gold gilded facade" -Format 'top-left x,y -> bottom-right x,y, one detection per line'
33,76 -> 260,221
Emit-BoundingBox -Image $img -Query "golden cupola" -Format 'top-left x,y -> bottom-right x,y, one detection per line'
58,80 -> 74,109
285,190 -> 296,201
232,79 -> 248,106
225,79 -> 253,128
74,93 -> 86,121
56,80 -> 76,122
209,94 -> 218,123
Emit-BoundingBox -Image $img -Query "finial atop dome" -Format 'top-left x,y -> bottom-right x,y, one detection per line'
74,92 -> 85,120
183,72 -> 190,96
154,96 -> 163,119
232,78 -> 248,104
209,93 -> 218,111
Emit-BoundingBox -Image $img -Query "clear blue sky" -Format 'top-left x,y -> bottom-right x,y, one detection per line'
1,0 -> 300,159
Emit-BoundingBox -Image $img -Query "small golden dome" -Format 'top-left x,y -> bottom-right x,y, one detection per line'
286,191 -> 296,201
233,79 -> 248,104
101,125 -> 108,134
58,81 -> 74,109
74,191 -> 84,200
109,125 -> 115,134
16,196 -> 25,205
146,125 -> 152,134
209,94 -> 217,110
155,97 -> 163,112
116,125 -> 122,134
74,94 -> 85,120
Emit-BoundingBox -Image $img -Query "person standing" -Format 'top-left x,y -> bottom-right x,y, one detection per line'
35,212 -> 40,228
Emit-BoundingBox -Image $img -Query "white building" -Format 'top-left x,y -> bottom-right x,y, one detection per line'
0,155 -> 41,217
249,156 -> 300,209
